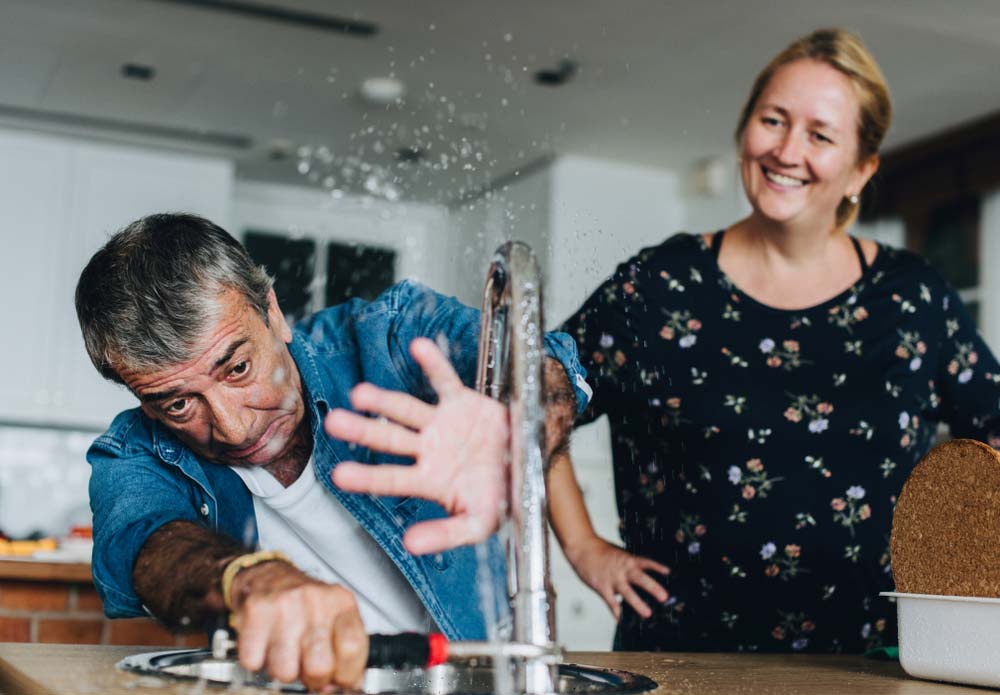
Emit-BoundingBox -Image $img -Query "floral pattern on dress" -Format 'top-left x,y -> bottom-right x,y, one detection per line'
760,338 -> 811,371
564,232 -> 1000,654
783,394 -> 834,433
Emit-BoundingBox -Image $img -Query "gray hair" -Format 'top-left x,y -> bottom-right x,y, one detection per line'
75,213 -> 274,384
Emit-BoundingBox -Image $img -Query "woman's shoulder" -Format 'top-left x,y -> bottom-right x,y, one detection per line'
620,231 -> 713,274
871,243 -> 955,296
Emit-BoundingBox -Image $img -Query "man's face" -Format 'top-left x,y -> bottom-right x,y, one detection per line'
119,288 -> 306,468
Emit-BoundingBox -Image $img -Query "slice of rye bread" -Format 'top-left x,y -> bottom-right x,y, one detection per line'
891,438 -> 1000,596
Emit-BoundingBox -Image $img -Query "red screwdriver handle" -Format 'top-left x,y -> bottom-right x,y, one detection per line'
366,632 -> 449,669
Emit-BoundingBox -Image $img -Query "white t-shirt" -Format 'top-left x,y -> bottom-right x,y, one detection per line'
230,459 -> 434,634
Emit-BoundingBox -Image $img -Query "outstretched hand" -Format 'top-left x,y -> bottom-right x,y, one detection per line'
324,337 -> 509,555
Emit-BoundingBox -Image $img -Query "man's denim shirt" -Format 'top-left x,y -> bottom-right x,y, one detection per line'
87,280 -> 589,641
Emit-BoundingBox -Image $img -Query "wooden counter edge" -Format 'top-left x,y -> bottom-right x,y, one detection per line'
0,644 -> 953,695
0,646 -> 55,695
0,559 -> 92,583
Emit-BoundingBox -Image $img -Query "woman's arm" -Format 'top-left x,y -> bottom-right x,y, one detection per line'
937,286 -> 1000,443
547,450 -> 669,619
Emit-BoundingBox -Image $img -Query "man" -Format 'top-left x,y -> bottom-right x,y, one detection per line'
75,214 -> 589,690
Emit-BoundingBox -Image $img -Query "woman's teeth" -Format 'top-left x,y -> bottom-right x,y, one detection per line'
764,170 -> 806,187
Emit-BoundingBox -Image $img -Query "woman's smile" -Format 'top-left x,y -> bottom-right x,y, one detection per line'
761,166 -> 809,189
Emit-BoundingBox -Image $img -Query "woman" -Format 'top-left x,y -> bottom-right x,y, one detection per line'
550,28 -> 1000,652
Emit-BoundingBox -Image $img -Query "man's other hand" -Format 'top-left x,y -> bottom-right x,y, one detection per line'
324,337 -> 509,555
229,560 -> 368,691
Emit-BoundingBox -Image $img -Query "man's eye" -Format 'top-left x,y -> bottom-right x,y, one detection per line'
813,131 -> 833,144
231,361 -> 249,377
762,116 -> 783,127
166,399 -> 189,414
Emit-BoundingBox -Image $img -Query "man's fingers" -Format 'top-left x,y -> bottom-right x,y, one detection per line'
325,409 -> 420,457
349,383 -> 434,430
234,600 -> 271,672
332,462 -> 430,499
299,624 -> 335,692
410,338 -> 464,400
264,615 -> 306,683
402,516 -> 488,556
331,604 -> 368,687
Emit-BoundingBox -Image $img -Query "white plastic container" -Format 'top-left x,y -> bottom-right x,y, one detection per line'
882,591 -> 1000,688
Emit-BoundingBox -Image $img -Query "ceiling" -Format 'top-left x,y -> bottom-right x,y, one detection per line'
2,0 -> 999,205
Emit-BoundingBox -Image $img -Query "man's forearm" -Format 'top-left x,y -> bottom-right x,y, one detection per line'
543,358 -> 577,459
132,520 -> 244,630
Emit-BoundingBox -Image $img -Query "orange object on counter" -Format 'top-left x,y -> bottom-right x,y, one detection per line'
0,537 -> 58,556
69,526 -> 93,539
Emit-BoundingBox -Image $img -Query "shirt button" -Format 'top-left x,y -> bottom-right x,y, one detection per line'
199,503 -> 210,517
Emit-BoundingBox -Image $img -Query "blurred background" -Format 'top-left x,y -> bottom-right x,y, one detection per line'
1,0 -> 999,648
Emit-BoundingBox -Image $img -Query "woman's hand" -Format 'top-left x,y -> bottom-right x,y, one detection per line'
564,535 -> 670,620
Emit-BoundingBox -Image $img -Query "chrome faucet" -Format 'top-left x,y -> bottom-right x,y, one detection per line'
475,241 -> 557,694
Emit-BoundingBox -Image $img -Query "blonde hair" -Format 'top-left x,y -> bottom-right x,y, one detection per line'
735,28 -> 893,229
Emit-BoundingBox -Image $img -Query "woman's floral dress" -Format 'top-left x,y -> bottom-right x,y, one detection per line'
560,231 -> 1000,653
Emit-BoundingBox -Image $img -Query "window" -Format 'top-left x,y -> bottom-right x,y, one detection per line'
244,230 -> 317,322
243,229 -> 396,322
326,241 -> 396,306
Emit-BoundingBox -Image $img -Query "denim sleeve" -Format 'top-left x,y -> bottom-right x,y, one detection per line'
376,280 -> 590,415
88,439 -> 202,618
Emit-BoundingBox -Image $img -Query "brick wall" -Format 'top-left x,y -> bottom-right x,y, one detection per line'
0,579 -> 207,647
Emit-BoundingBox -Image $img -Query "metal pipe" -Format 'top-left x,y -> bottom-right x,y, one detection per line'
475,241 -> 557,694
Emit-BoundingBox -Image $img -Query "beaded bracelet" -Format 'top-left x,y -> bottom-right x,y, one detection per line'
220,550 -> 292,610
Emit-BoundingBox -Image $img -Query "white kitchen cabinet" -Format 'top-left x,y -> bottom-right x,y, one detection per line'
0,132 -> 73,426
0,128 -> 233,429
550,419 -> 621,650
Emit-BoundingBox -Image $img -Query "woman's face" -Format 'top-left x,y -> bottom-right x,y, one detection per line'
739,59 -> 877,230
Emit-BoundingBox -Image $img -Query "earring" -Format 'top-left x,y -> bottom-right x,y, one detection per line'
848,194 -> 859,205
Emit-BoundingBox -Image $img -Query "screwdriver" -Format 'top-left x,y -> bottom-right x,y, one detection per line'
211,629 -> 560,668
367,632 -> 560,669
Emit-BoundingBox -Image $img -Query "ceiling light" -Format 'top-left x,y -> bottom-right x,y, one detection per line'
359,76 -> 405,105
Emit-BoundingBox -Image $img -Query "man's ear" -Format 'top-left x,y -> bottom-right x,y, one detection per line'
266,288 -> 293,343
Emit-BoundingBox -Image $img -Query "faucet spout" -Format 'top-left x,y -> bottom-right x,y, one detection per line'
476,241 -> 557,694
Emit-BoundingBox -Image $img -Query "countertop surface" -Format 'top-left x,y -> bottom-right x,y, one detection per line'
0,559 -> 91,583
0,642 -> 982,694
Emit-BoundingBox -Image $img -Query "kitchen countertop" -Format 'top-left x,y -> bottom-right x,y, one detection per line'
0,559 -> 91,582
0,642 -> 981,694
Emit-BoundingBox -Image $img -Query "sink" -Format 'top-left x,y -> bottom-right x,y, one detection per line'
117,648 -> 658,694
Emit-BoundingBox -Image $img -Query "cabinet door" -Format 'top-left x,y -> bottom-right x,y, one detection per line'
0,132 -> 73,424
51,143 -> 234,428
0,130 -> 234,429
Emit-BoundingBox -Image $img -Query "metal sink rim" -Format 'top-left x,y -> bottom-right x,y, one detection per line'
117,648 -> 658,694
